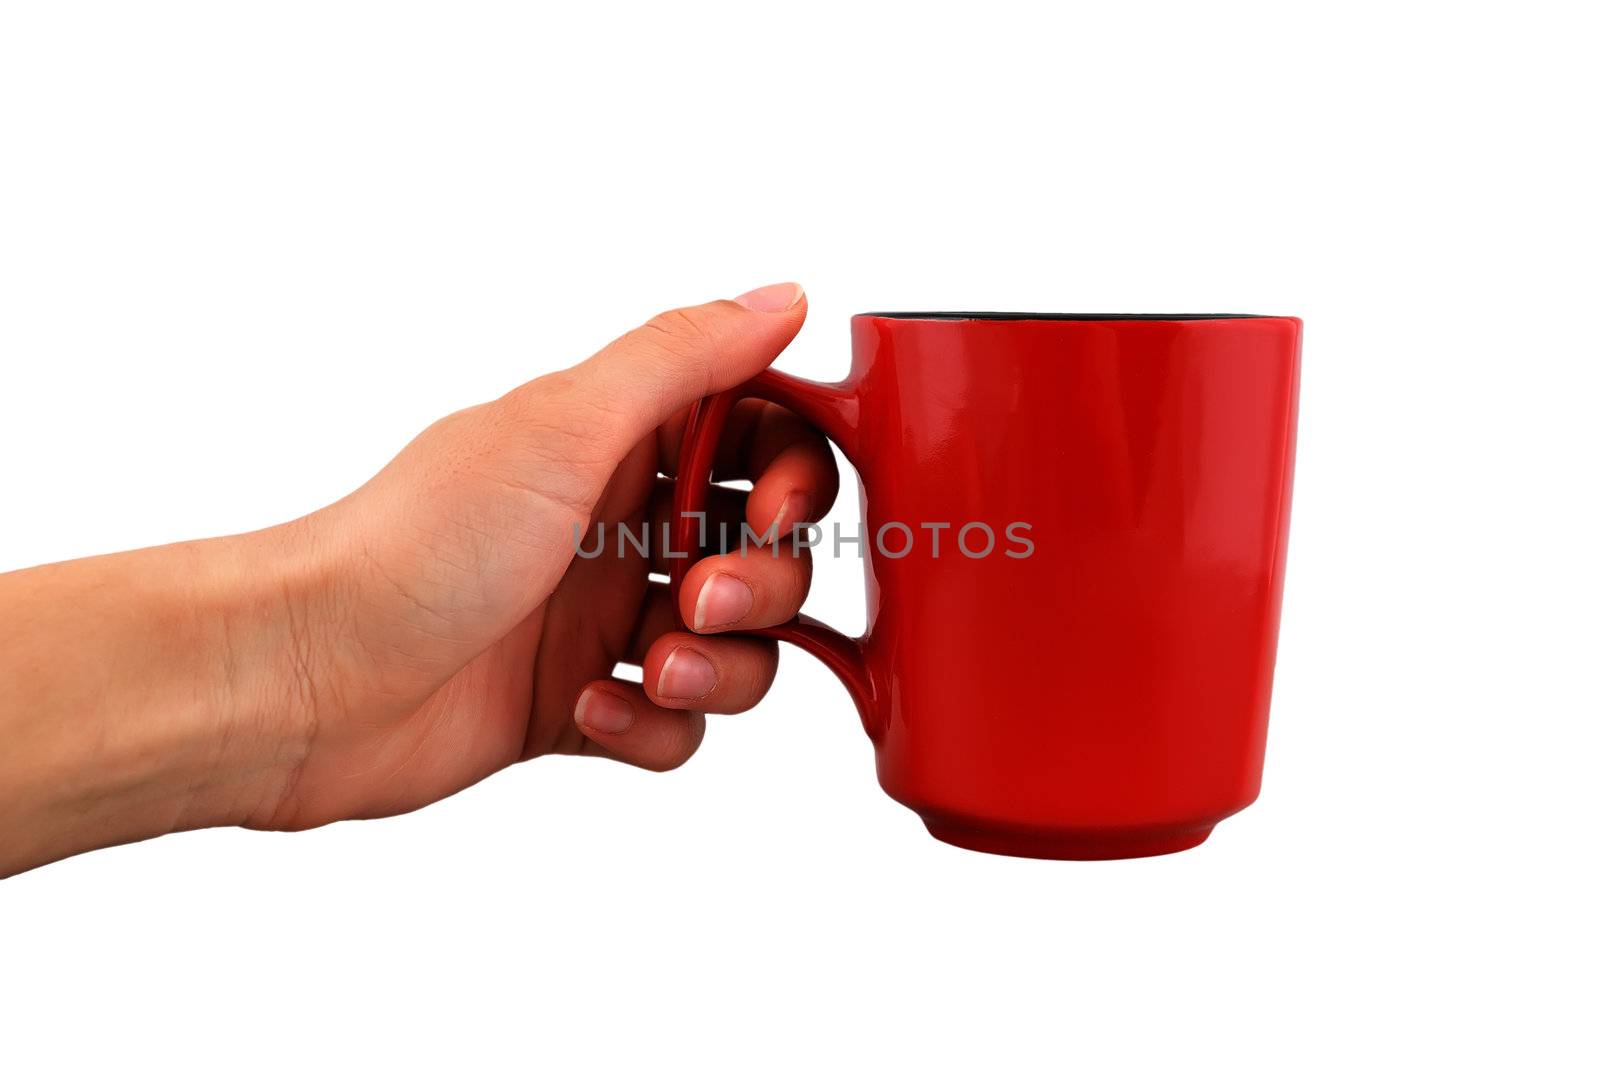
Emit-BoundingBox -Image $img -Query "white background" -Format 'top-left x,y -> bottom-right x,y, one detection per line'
2,1 -> 1596,1066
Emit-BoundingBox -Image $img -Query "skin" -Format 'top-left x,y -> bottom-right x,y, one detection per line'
0,282 -> 837,877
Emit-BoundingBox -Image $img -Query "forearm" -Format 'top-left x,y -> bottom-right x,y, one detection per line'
0,289 -> 813,874
0,527 -> 317,876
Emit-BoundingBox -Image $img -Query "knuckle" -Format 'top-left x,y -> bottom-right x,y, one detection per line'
775,549 -> 814,596
699,638 -> 772,690
736,645 -> 780,699
474,392 -> 629,512
518,366 -> 583,402
516,371 -> 633,446
639,307 -> 719,356
650,717 -> 706,771
621,311 -> 718,389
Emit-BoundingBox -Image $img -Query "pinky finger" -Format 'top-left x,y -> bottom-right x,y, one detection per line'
574,681 -> 707,772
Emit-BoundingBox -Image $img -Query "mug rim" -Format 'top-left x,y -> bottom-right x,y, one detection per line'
856,312 -> 1277,322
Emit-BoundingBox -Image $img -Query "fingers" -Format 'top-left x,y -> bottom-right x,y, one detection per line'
571,631 -> 778,771
504,283 -> 807,473
573,682 -> 706,772
643,478 -> 749,571
658,396 -> 837,480
678,549 -> 812,634
623,585 -> 782,713
637,398 -> 841,570
706,399 -> 840,539
610,413 -> 840,570
624,582 -> 680,663
574,508 -> 812,769
642,633 -> 778,712
746,429 -> 838,541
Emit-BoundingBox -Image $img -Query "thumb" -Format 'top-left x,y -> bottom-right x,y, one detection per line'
502,281 -> 807,472
318,283 -> 808,696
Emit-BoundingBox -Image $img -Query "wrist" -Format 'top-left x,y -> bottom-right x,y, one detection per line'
0,524 -> 330,873
175,521 -> 332,828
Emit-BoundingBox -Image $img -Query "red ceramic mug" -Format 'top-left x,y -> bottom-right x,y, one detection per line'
671,313 -> 1300,859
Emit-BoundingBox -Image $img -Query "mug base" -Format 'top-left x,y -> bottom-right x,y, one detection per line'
921,818 -> 1214,861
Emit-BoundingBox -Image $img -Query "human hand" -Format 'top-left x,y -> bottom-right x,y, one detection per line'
0,283 -> 837,871
260,282 -> 837,827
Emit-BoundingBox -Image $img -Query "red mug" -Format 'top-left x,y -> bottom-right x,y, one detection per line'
672,313 -> 1300,859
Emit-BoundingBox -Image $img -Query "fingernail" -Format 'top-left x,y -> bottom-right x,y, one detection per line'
733,282 -> 804,313
693,572 -> 754,631
772,491 -> 812,535
657,648 -> 717,701
575,688 -> 634,734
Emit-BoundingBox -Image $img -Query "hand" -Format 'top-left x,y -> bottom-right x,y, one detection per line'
270,280 -> 836,826
0,283 -> 837,872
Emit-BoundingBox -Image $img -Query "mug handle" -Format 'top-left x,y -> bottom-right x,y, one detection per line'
670,370 -> 877,734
